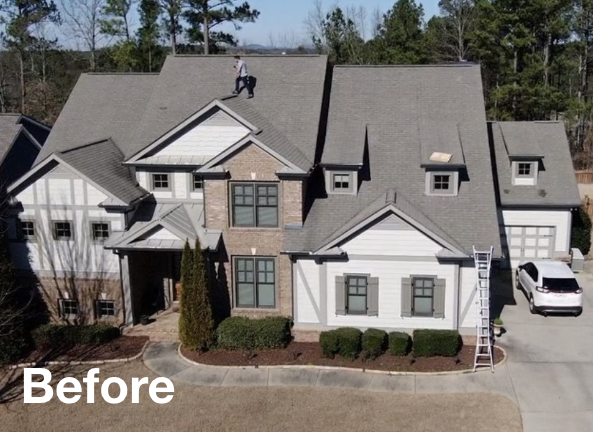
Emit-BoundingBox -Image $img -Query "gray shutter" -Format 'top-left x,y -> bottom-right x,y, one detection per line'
401,277 -> 412,317
335,276 -> 346,315
433,278 -> 446,318
367,277 -> 379,316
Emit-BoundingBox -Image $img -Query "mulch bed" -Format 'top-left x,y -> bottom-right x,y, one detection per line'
181,342 -> 505,373
18,336 -> 149,364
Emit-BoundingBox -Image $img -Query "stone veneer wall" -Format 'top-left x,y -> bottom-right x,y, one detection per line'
205,144 -> 304,318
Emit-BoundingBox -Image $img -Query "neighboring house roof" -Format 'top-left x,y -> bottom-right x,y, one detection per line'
58,139 -> 149,205
105,201 -> 221,251
0,114 -> 47,164
34,73 -> 159,165
287,64 -> 502,257
490,121 -> 581,207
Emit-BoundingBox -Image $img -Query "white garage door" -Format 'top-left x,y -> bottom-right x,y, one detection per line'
502,225 -> 556,267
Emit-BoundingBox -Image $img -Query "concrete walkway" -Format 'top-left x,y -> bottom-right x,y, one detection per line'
143,342 -> 518,399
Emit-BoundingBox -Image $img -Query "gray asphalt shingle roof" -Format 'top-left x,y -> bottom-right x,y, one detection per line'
287,64 -> 502,256
58,139 -> 148,205
490,121 -> 580,207
0,116 -> 23,162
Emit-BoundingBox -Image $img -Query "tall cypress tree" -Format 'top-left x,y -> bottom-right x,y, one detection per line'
178,239 -> 214,351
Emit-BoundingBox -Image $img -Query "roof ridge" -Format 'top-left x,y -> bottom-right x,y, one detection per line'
59,138 -> 116,155
159,203 -> 184,221
334,63 -> 478,69
171,54 -> 324,58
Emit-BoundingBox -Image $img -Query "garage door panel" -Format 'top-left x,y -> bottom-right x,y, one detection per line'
502,225 -> 556,268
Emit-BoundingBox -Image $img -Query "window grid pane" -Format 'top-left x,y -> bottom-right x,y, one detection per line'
333,174 -> 350,190
235,258 -> 275,308
152,174 -> 169,189
192,175 -> 203,191
232,183 -> 278,227
412,277 -> 434,316
98,300 -> 115,317
346,275 -> 367,314
518,163 -> 532,176
20,221 -> 35,238
61,299 -> 79,317
54,222 -> 72,239
92,223 -> 110,240
433,175 -> 450,190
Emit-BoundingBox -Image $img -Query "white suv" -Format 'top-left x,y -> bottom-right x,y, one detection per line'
516,260 -> 583,316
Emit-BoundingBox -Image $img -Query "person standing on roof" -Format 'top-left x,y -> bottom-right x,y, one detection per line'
232,55 -> 254,99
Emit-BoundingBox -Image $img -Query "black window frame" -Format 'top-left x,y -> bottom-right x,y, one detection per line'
412,277 -> 435,317
53,221 -> 73,240
346,275 -> 368,315
96,300 -> 116,318
234,257 -> 276,308
91,222 -> 111,241
191,174 -> 203,191
151,173 -> 170,190
59,299 -> 79,319
18,219 -> 36,241
231,182 -> 279,228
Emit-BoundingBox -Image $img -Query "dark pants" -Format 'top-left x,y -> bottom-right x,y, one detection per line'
235,76 -> 253,96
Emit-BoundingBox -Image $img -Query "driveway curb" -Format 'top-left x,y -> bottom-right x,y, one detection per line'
177,344 -> 508,377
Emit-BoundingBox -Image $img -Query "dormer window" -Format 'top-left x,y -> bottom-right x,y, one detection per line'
326,169 -> 357,195
512,161 -> 538,186
426,171 -> 459,196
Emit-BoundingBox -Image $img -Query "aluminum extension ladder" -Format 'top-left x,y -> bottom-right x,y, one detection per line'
473,246 -> 494,372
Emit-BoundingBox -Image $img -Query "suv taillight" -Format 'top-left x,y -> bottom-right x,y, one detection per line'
536,286 -> 549,293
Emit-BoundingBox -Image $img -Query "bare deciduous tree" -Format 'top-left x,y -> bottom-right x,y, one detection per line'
435,0 -> 476,62
60,0 -> 107,71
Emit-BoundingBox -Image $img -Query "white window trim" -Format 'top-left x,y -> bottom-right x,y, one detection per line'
90,220 -> 111,242
512,161 -> 538,186
52,220 -> 74,241
18,219 -> 36,242
190,174 -> 204,192
150,172 -> 172,191
59,298 -> 79,319
325,169 -> 358,195
96,299 -> 116,318
425,171 -> 459,196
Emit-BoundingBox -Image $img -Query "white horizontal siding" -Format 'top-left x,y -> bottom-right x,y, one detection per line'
154,122 -> 249,158
144,227 -> 180,241
174,172 -> 188,199
325,260 -> 456,330
295,260 -> 321,324
501,210 -> 571,254
86,183 -> 108,206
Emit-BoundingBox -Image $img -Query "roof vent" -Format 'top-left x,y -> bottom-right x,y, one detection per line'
429,152 -> 452,163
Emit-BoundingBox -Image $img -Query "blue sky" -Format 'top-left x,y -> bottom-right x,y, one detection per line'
230,0 -> 441,46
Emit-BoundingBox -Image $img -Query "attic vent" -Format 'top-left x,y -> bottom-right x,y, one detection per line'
430,152 -> 452,163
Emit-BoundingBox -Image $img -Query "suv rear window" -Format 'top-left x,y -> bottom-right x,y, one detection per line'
542,278 -> 580,292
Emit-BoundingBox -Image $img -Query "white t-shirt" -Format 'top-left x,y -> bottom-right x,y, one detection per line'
236,59 -> 248,77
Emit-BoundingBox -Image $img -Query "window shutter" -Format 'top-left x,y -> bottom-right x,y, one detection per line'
433,278 -> 446,318
401,277 -> 412,317
367,277 -> 379,316
335,276 -> 346,315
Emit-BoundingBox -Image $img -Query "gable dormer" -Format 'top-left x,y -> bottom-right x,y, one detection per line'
420,121 -> 465,197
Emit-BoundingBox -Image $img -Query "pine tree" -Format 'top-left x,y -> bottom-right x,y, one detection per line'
178,240 -> 214,351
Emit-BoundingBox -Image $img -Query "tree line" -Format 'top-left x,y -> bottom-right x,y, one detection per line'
0,0 -> 592,166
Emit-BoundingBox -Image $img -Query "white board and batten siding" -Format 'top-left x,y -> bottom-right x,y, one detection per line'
8,164 -> 121,275
294,213 -> 462,331
136,171 -> 204,201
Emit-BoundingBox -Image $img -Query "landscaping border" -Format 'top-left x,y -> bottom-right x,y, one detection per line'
177,344 -> 508,376
8,340 -> 150,370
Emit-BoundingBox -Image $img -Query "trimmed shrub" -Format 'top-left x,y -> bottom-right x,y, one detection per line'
216,316 -> 291,350
388,331 -> 412,356
32,324 -> 120,350
0,334 -> 26,366
571,206 -> 592,255
412,329 -> 461,357
319,330 -> 339,358
334,327 -> 362,359
361,328 -> 388,360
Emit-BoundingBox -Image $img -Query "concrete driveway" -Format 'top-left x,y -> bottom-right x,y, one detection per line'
495,263 -> 593,431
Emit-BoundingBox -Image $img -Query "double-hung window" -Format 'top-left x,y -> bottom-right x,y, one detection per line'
192,174 -> 203,191
91,222 -> 110,241
346,275 -> 367,314
96,300 -> 116,318
151,173 -> 170,190
235,257 -> 275,308
231,183 -> 278,227
53,221 -> 73,240
59,299 -> 79,319
412,277 -> 434,316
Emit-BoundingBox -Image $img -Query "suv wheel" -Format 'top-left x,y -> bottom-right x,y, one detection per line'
529,295 -> 537,315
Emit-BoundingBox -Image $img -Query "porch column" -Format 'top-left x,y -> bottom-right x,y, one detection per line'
120,251 -> 134,326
